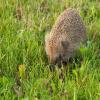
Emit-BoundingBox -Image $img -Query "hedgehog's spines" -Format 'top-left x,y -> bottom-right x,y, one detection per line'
45,8 -> 87,66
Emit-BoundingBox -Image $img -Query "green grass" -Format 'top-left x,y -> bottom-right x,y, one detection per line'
0,0 -> 100,99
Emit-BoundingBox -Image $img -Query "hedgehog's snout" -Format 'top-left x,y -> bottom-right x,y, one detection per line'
50,54 -> 62,68
49,64 -> 55,71
56,54 -> 62,67
49,53 -> 69,71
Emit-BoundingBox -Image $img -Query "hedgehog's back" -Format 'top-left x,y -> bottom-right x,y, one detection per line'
50,8 -> 87,43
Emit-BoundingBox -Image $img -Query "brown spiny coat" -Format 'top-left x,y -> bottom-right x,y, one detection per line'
45,8 -> 87,66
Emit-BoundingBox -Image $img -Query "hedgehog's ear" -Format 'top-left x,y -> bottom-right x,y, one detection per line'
61,41 -> 69,49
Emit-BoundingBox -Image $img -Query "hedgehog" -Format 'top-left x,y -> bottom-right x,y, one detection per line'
45,8 -> 87,68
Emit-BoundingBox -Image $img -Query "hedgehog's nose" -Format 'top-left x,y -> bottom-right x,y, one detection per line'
56,54 -> 62,68
57,61 -> 62,68
49,64 -> 55,72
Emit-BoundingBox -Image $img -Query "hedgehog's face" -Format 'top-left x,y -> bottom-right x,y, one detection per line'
45,39 -> 70,67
